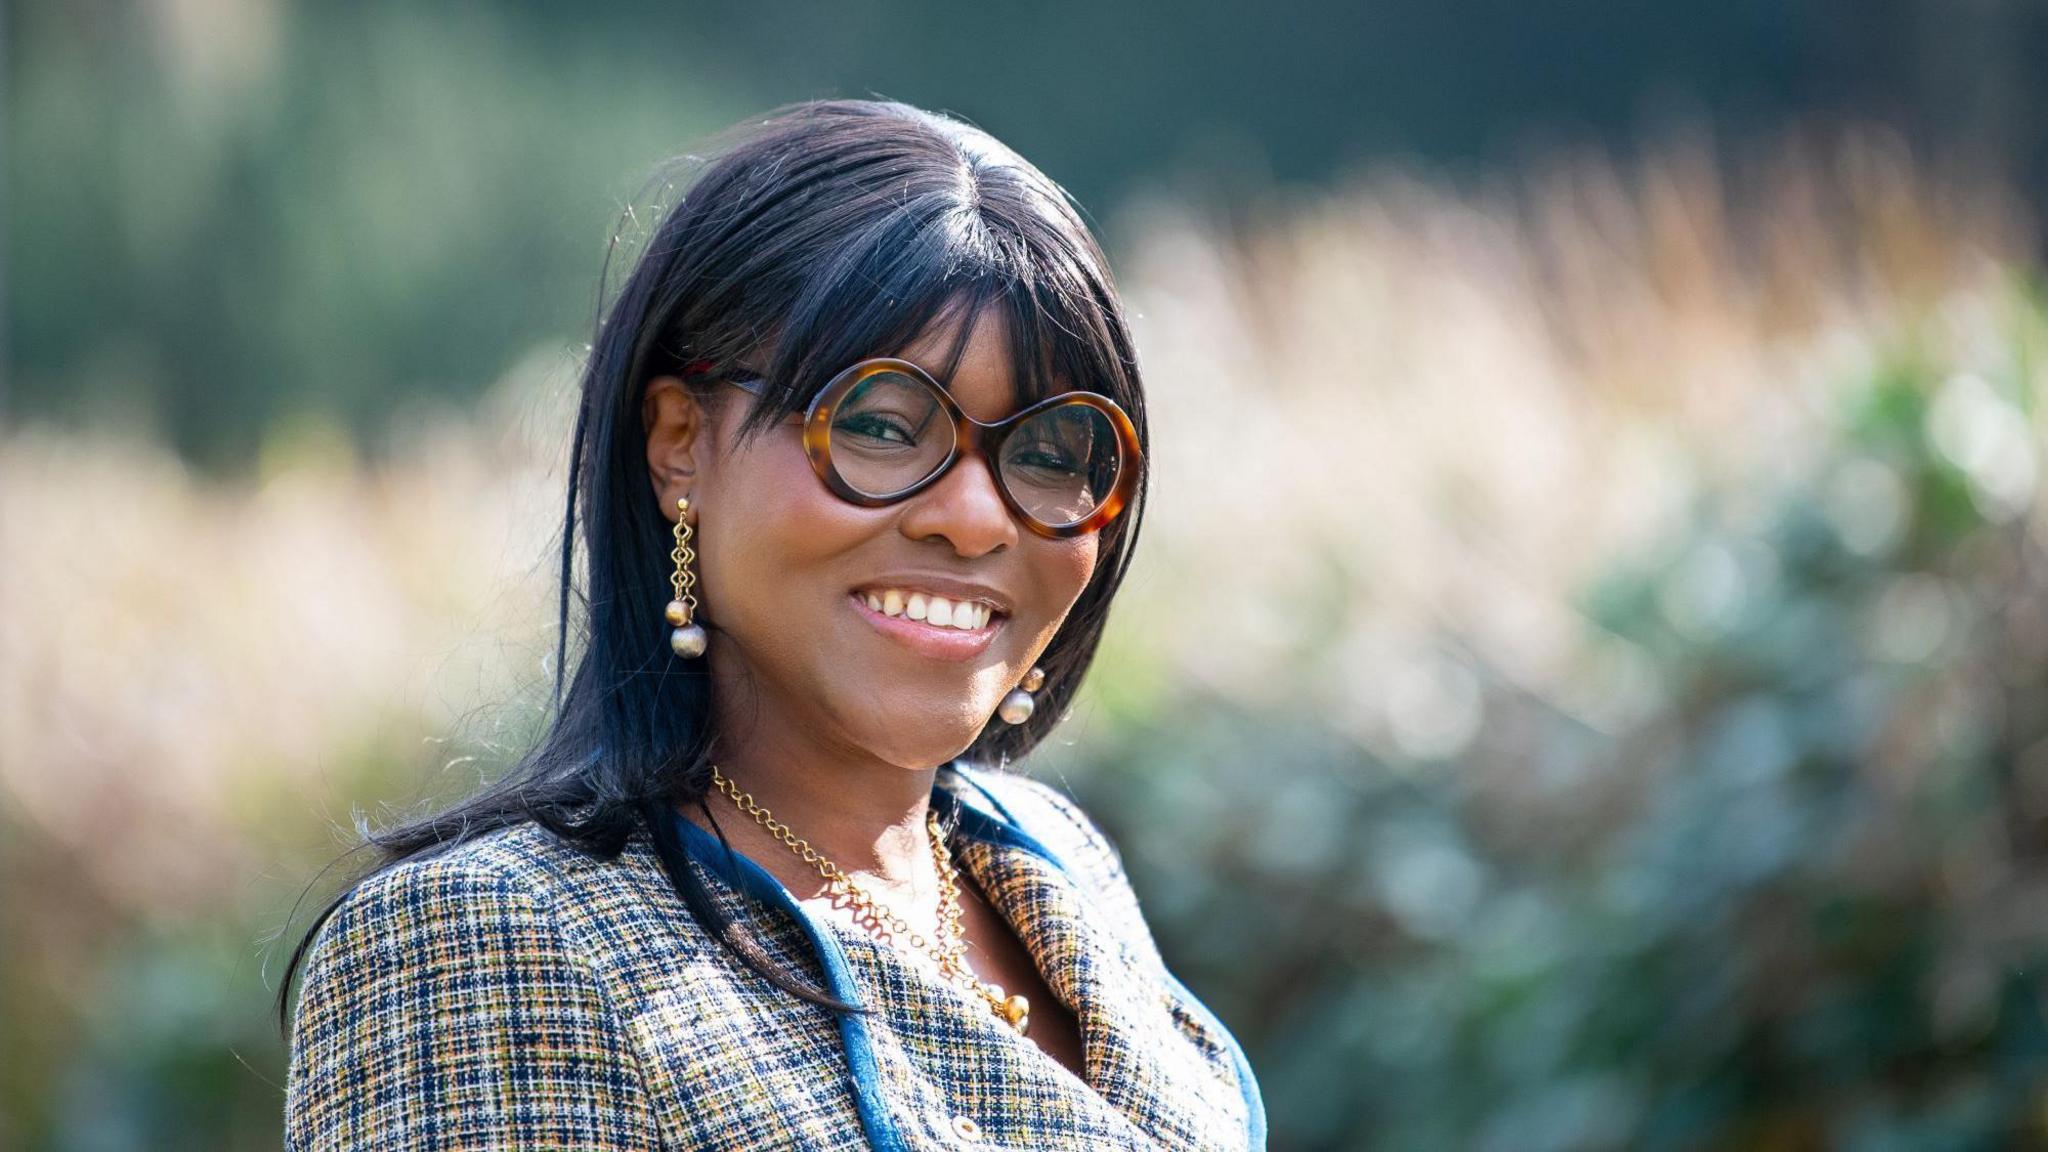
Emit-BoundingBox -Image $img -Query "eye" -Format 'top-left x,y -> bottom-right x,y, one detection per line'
835,411 -> 920,445
1010,441 -> 1083,475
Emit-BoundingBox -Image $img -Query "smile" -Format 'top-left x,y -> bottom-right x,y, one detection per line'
849,592 -> 1003,661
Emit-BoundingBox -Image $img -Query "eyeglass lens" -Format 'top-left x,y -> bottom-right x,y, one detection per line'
827,368 -> 1123,527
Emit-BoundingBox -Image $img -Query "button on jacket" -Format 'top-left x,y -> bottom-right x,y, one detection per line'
284,760 -> 1268,1150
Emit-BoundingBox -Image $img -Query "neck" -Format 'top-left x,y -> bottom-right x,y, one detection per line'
681,694 -> 946,903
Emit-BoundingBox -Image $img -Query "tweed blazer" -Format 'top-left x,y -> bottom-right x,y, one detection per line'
284,760 -> 1267,1150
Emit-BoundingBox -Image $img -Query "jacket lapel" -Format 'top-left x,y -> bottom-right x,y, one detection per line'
937,777 -> 1253,1150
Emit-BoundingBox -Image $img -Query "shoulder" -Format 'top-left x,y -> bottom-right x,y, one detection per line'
300,822 -> 571,969
286,821 -> 661,1150
289,823 -> 594,1059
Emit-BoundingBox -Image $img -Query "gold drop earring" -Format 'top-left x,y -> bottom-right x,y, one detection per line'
666,495 -> 708,658
997,666 -> 1046,725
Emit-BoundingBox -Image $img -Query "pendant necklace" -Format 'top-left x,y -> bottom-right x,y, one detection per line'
709,764 -> 1032,1035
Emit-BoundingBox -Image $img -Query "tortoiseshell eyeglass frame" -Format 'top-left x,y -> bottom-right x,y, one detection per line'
680,356 -> 1142,539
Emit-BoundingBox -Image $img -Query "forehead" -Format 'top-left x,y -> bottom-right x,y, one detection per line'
889,303 -> 1028,424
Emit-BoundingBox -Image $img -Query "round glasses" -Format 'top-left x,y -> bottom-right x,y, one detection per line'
720,357 -> 1143,538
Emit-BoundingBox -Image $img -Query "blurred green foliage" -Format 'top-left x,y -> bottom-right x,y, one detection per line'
7,2 -> 742,466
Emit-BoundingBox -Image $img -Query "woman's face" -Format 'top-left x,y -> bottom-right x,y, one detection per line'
642,304 -> 1099,770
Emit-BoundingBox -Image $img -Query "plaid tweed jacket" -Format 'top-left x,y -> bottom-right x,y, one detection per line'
285,760 -> 1267,1150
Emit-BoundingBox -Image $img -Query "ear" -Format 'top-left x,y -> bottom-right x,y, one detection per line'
643,375 -> 706,520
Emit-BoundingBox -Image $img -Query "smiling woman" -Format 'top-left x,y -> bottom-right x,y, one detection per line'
277,98 -> 1265,1151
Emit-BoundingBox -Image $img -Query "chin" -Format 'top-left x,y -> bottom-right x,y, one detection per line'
844,703 -> 994,769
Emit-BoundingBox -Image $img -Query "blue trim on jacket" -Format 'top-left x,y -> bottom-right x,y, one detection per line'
669,759 -> 1266,1152
669,799 -> 911,1151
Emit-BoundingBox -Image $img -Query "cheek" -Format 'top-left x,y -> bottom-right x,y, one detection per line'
1024,535 -> 1100,638
692,435 -> 875,645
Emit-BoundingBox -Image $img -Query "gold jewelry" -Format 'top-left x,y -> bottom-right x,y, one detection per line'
997,665 -> 1046,725
708,764 -> 1031,1034
666,496 -> 707,658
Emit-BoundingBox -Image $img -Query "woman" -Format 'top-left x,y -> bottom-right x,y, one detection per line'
279,98 -> 1266,1151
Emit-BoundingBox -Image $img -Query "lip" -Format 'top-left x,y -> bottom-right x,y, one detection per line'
849,592 -> 1003,662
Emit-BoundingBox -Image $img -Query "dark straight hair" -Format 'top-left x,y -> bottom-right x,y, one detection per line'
275,98 -> 1151,1032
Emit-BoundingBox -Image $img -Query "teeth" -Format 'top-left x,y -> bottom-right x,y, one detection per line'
860,588 -> 993,629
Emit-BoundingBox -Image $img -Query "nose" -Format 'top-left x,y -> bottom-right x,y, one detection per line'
898,450 -> 1019,557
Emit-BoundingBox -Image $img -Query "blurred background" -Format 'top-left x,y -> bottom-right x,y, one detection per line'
9,1 -> 2048,1148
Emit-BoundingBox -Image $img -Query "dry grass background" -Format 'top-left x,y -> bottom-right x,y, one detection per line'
1115,123 -> 2033,746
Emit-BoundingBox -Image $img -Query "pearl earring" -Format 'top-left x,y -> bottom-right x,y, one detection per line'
666,495 -> 708,658
997,666 -> 1046,725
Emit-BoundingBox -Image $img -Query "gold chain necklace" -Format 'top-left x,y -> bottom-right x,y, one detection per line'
708,764 -> 1032,1035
